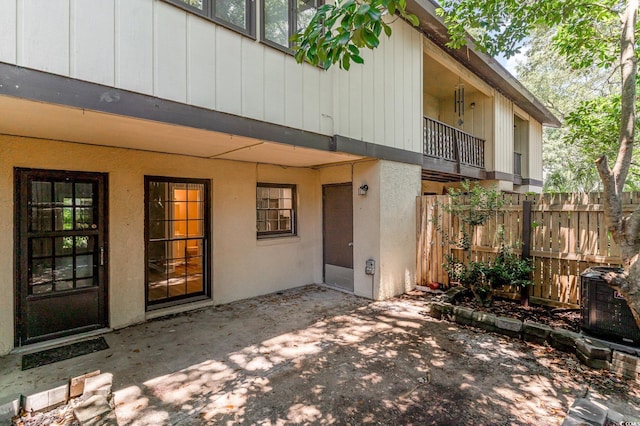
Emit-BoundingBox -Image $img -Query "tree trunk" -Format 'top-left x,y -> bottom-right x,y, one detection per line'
596,0 -> 640,327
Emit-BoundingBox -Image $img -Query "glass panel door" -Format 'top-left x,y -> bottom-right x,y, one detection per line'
146,177 -> 210,307
16,169 -> 107,346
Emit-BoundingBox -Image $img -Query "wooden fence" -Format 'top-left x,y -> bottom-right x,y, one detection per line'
417,192 -> 640,308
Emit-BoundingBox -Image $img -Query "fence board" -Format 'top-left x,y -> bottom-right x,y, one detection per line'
416,192 -> 640,309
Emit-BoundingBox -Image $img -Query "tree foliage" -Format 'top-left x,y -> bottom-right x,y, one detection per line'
434,0 -> 640,326
437,0 -> 623,69
514,27 -> 640,193
291,0 -> 418,70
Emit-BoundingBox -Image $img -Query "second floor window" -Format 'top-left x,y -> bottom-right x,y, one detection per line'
170,0 -> 254,35
263,0 -> 320,49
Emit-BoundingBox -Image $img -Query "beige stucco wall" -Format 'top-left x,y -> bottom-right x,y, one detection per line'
352,161 -> 382,299
377,161 -> 421,299
0,136 -> 423,354
0,135 -> 323,354
317,160 -> 421,300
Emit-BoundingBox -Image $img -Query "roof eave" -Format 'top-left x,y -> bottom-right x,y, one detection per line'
407,0 -> 562,128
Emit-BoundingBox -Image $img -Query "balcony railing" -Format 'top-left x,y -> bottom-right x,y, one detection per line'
423,116 -> 485,169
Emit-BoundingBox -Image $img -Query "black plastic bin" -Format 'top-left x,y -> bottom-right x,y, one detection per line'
581,266 -> 640,345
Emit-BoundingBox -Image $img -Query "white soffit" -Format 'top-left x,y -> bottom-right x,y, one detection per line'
0,95 -> 364,167
216,140 -> 362,167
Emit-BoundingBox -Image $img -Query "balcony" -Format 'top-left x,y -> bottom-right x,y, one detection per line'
422,116 -> 486,182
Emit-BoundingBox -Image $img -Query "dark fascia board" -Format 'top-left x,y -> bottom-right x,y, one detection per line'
521,178 -> 543,187
407,0 -> 562,128
486,171 -> 515,182
333,135 -> 423,165
0,62 -> 332,152
422,156 -> 486,180
0,62 -> 421,166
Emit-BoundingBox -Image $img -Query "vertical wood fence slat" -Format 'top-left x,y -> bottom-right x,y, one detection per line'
416,192 -> 636,308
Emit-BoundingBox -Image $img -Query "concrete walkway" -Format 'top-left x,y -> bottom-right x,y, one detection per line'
1,285 -> 639,425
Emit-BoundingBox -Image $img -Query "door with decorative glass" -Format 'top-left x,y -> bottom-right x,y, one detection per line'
15,169 -> 108,346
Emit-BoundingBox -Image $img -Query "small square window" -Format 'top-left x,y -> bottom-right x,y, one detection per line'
257,183 -> 297,237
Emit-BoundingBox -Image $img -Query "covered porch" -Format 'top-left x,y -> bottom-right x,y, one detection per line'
421,45 -> 491,183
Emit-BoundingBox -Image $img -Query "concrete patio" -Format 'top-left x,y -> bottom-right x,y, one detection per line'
1,285 -> 639,425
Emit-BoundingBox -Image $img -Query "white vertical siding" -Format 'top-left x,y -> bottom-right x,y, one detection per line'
302,65 -> 321,134
116,0 -> 154,93
241,38 -> 264,120
372,44 -> 386,144
360,48 -> 374,143
348,60 -> 364,139
529,120 -> 543,180
284,59 -> 304,129
214,27 -> 242,115
155,1 -> 187,102
0,0 -> 17,63
188,15 -> 216,109
333,21 -> 422,153
3,0 -> 420,151
494,92 -> 514,174
263,49 -> 286,126
18,0 -> 70,75
318,69 -> 334,135
71,0 -> 115,86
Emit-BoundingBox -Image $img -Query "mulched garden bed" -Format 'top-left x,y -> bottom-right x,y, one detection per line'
404,289 -> 582,332
458,294 -> 582,333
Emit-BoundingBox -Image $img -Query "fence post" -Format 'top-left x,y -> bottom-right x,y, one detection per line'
521,200 -> 532,307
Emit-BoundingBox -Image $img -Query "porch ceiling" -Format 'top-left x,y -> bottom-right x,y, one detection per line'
0,95 -> 363,168
423,55 -> 480,99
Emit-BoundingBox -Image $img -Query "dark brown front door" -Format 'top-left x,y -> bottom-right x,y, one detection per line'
323,183 -> 354,291
15,169 -> 108,346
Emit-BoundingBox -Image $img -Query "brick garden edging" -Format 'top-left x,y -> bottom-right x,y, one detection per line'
424,300 -> 640,384
0,371 -> 116,425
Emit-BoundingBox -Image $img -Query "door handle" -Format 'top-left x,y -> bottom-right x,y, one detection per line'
348,241 -> 353,247
100,247 -> 104,266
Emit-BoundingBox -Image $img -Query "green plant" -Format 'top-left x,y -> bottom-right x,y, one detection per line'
434,181 -> 504,306
485,244 -> 534,291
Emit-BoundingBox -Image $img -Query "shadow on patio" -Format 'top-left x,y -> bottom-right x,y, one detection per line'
1,285 -> 638,425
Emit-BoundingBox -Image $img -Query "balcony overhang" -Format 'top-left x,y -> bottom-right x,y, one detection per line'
422,156 -> 486,182
407,0 -> 561,128
0,94 -> 367,167
0,63 -> 426,168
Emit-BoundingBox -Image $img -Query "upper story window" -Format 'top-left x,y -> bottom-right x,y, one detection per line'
164,0 -> 321,51
262,0 -> 320,49
168,0 -> 254,36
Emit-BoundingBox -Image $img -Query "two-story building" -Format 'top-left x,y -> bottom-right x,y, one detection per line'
0,0 -> 559,355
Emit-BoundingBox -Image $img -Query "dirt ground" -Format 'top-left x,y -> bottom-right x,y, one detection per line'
2,285 -> 639,425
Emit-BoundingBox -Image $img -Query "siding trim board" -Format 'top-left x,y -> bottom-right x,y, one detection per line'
486,171 -> 514,182
0,62 -> 421,166
521,178 -> 543,187
333,135 -> 423,166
